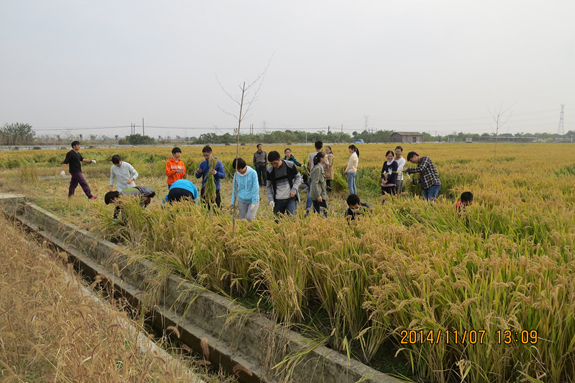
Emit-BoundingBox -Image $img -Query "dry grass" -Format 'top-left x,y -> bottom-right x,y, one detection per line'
0,215 -> 236,383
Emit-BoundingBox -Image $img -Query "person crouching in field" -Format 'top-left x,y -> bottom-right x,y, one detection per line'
61,141 -> 98,200
164,179 -> 199,204
166,147 -> 186,188
230,158 -> 260,221
266,151 -> 302,217
345,194 -> 370,222
403,151 -> 441,202
310,152 -> 328,217
109,154 -> 138,192
105,186 -> 156,219
456,191 -> 473,218
381,150 -> 398,201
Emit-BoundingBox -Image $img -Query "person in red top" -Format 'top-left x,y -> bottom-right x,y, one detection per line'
165,147 -> 186,187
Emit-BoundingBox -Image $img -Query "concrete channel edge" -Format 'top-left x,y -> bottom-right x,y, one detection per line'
0,194 -> 402,383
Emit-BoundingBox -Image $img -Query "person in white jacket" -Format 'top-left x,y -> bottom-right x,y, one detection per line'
230,157 -> 260,221
344,145 -> 359,195
109,154 -> 139,192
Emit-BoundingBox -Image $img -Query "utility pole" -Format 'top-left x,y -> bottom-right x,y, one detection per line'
558,104 -> 565,135
262,121 -> 267,133
364,115 -> 369,133
142,118 -> 145,136
341,124 -> 343,133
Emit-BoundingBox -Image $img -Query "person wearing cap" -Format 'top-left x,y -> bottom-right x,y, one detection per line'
60,140 -> 98,200
166,147 -> 186,187
109,154 -> 139,192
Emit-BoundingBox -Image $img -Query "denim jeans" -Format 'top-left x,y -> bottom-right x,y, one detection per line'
423,184 -> 441,202
274,197 -> 297,217
347,172 -> 357,195
312,199 -> 328,217
306,173 -> 313,210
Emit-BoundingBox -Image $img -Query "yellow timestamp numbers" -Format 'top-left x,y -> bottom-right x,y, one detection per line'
400,330 -> 538,345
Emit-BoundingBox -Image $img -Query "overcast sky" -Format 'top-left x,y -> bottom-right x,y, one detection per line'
1,0 -> 574,138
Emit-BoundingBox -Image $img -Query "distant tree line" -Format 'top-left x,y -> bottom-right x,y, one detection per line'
0,123 -> 35,145
118,134 -> 156,145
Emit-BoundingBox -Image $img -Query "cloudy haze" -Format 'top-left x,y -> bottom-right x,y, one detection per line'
1,0 -> 574,138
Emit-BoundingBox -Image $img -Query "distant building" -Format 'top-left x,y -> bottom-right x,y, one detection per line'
391,132 -> 423,144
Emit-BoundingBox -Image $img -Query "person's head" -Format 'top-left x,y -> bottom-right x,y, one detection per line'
385,150 -> 394,161
407,151 -> 419,163
232,157 -> 248,174
284,148 -> 292,157
268,151 -> 282,169
257,144 -> 263,152
325,146 -> 332,154
71,141 -> 80,150
461,192 -> 474,206
313,152 -> 325,166
348,145 -> 359,157
395,146 -> 403,157
346,194 -> 361,209
201,146 -> 213,161
172,147 -> 182,160
104,191 -> 120,205
112,154 -> 122,167
315,140 -> 323,151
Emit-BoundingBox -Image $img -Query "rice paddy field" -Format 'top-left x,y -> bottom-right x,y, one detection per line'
1,143 -> 575,383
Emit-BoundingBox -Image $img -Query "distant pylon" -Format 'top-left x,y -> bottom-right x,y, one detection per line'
558,104 -> 565,135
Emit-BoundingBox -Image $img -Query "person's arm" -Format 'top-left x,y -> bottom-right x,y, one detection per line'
291,170 -> 302,197
381,163 -> 386,179
407,157 -> 430,174
181,162 -> 186,177
292,156 -> 302,167
166,161 -> 177,177
266,171 -> 274,202
128,163 -> 138,184
250,171 -> 260,204
214,162 -> 225,179
230,174 -> 237,206
195,162 -> 203,179
109,167 -> 116,191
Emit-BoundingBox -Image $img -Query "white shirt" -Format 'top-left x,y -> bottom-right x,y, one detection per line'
110,161 -> 138,192
345,152 -> 358,173
395,156 -> 406,180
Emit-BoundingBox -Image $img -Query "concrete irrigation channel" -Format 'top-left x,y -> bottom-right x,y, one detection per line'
0,194 -> 402,383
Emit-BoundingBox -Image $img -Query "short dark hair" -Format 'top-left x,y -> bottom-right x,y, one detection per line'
71,141 -> 80,147
172,147 -> 181,154
268,151 -> 281,162
385,150 -> 394,157
104,191 -> 120,205
284,148 -> 291,153
346,194 -> 360,206
395,146 -> 403,151
232,157 -> 247,170
257,144 -> 262,148
461,192 -> 474,203
202,146 -> 212,154
112,154 -> 122,164
315,140 -> 323,150
407,151 -> 418,161
313,152 -> 325,166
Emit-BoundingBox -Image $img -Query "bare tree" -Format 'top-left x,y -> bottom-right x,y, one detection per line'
488,102 -> 516,162
217,60 -> 271,238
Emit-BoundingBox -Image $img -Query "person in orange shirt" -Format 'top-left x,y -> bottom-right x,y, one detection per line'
166,147 -> 186,187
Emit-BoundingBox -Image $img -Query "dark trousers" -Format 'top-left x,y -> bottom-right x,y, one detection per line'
201,188 -> 221,208
273,197 -> 297,217
255,164 -> 267,186
312,199 -> 328,217
326,179 -> 332,193
381,185 -> 396,204
168,188 -> 196,203
69,172 -> 92,198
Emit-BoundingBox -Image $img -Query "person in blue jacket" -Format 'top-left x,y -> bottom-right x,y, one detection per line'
195,146 -> 226,208
229,157 -> 260,221
163,179 -> 199,204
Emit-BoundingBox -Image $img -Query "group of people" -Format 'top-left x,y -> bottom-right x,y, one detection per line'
61,139 -> 468,223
